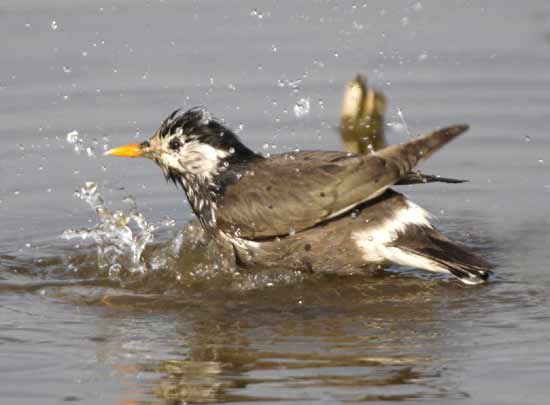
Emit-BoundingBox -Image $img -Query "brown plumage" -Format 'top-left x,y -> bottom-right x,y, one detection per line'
217,125 -> 466,239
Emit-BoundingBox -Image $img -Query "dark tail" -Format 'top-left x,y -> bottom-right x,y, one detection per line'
396,171 -> 468,185
391,225 -> 494,285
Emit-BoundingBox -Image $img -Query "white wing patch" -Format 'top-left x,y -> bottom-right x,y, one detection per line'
351,199 -> 478,278
352,199 -> 433,262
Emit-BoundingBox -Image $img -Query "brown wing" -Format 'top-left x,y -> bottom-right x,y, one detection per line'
217,125 -> 468,239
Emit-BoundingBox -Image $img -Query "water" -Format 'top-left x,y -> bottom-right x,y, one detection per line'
2,1 -> 550,403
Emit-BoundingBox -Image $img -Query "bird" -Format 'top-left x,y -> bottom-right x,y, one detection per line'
105,107 -> 493,285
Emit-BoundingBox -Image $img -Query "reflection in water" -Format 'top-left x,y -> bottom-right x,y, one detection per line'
86,274 -> 478,404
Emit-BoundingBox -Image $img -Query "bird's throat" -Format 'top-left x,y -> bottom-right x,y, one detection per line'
175,172 -> 220,232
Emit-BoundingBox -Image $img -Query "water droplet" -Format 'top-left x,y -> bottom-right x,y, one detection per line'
66,130 -> 79,144
538,159 -> 544,164
250,8 -> 264,19
313,59 -> 325,69
271,44 -> 278,52
50,20 -> 58,31
62,65 -> 72,74
293,97 -> 310,118
13,189 -> 20,196
277,78 -> 302,90
396,107 -> 411,137
524,135 -> 531,143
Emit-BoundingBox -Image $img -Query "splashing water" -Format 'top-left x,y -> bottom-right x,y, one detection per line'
396,107 -> 411,137
61,182 -> 165,278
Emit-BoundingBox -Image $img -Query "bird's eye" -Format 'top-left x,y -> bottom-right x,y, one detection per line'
169,137 -> 184,151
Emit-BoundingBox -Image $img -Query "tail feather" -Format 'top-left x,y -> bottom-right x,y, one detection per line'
375,125 -> 469,176
390,225 -> 493,285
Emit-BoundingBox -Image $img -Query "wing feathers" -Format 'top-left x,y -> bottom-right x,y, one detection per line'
218,125 -> 468,239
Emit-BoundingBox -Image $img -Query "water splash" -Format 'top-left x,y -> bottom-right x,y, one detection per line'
61,182 -> 167,278
396,107 -> 411,137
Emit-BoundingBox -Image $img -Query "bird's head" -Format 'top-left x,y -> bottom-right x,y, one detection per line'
106,107 -> 258,188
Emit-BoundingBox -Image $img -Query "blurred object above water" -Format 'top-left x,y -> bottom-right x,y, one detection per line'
340,74 -> 387,154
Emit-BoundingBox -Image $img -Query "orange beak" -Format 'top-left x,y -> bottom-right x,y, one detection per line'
104,143 -> 143,158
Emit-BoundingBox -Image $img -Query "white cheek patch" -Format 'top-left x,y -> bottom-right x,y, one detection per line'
352,199 -> 432,262
160,140 -> 229,179
160,153 -> 183,171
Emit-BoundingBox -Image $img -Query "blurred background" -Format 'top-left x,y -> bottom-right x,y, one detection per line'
1,1 -> 549,404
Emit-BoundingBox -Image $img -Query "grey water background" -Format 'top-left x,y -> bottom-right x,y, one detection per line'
1,1 -> 550,404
